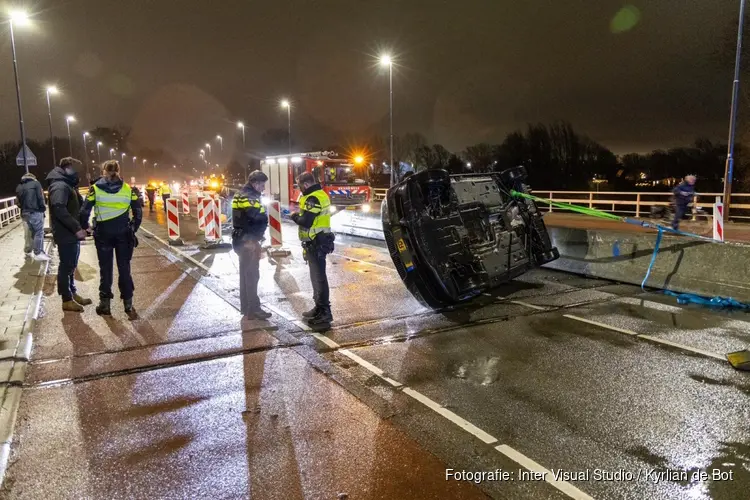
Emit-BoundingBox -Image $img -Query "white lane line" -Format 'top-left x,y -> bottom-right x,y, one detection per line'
495,445 -> 595,500
284,239 -> 394,271
339,349 -> 402,387
564,314 -> 726,361
140,227 -> 212,274
563,314 -> 639,336
638,335 -> 726,361
509,300 -> 549,311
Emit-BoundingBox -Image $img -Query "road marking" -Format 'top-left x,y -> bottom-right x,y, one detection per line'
339,349 -> 402,387
495,445 -> 595,500
564,314 -> 726,361
563,314 -> 639,336
140,227 -> 212,274
638,335 -> 726,361
509,300 -> 549,311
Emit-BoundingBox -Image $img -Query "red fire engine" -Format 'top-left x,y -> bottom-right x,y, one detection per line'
260,151 -> 372,213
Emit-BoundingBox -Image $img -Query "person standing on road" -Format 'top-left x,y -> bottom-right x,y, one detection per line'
160,182 -> 172,212
46,157 -> 92,312
291,172 -> 335,328
672,175 -> 697,230
231,170 -> 272,320
145,183 -> 157,212
15,172 -> 49,261
80,160 -> 143,318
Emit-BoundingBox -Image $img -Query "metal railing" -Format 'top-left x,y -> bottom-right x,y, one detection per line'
532,191 -> 750,220
0,197 -> 21,227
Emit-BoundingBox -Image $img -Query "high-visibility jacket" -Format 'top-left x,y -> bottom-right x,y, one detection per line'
298,189 -> 332,241
161,184 -> 171,195
89,183 -> 137,221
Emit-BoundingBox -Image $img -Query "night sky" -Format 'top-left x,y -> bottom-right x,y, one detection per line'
0,0 -> 744,161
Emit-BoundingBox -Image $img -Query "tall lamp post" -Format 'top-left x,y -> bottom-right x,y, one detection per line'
109,148 -> 115,159
723,0 -> 747,222
280,99 -> 291,154
8,11 -> 31,174
216,135 -> 223,151
96,141 -> 103,162
82,131 -> 90,181
237,122 -> 247,180
380,55 -> 395,186
65,115 -> 75,156
46,86 -> 59,166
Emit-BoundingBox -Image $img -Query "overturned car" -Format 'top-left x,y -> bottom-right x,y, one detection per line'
382,167 -> 559,309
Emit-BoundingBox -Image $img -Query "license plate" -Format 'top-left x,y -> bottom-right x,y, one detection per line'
346,206 -> 357,210
397,239 -> 407,251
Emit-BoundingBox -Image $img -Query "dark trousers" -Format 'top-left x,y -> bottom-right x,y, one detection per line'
235,239 -> 261,314
308,251 -> 330,308
95,230 -> 135,300
57,241 -> 80,301
162,194 -> 170,211
147,193 -> 155,211
672,204 -> 688,230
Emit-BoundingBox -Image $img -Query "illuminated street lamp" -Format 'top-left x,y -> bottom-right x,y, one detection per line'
132,156 -> 136,167
82,131 -> 91,181
121,152 -> 126,163
96,141 -> 103,162
237,121 -> 245,147
65,115 -> 75,156
280,99 -> 291,154
8,10 -> 31,173
205,143 -> 211,160
109,147 -> 115,159
379,54 -> 395,186
46,86 -> 59,166
216,135 -> 223,151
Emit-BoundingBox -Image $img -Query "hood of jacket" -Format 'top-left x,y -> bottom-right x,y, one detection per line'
20,173 -> 37,183
46,166 -> 79,188
302,183 -> 322,196
242,183 -> 263,199
94,176 -> 124,194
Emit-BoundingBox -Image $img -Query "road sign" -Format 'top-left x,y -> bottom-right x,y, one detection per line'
16,145 -> 37,167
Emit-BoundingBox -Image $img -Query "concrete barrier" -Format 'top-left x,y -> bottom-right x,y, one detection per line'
544,226 -> 750,302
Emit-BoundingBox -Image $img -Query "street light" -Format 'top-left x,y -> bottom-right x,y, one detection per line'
132,156 -> 136,167
8,10 -> 31,173
109,147 -> 115,159
65,115 -> 75,156
280,99 -> 291,154
82,131 -> 90,181
216,135 -> 223,151
723,0 -> 747,221
379,54 -> 395,186
46,86 -> 59,166
121,152 -> 126,163
96,141 -> 103,162
237,121 -> 246,147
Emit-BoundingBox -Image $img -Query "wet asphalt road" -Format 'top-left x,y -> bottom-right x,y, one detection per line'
3,199 -> 750,499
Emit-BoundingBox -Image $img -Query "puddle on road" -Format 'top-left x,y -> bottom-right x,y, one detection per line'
451,356 -> 501,386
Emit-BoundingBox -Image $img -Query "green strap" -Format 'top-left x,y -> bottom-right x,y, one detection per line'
510,190 -> 623,222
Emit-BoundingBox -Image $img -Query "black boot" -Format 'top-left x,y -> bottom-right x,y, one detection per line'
302,306 -> 319,318
96,298 -> 111,316
307,306 -> 333,327
124,298 -> 138,320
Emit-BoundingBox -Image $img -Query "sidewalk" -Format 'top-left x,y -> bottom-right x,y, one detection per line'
0,222 -> 50,483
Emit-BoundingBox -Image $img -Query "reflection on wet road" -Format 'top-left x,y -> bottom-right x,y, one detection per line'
3,206 -> 750,499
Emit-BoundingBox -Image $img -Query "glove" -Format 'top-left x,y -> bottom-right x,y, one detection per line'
290,212 -> 300,223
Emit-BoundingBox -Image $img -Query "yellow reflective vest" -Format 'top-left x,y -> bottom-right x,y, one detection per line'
298,189 -> 332,241
88,183 -> 137,221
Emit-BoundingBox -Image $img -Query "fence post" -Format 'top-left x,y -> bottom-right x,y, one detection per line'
713,196 -> 724,242
589,192 -> 593,209
166,198 -> 184,246
636,193 -> 641,218
549,192 -> 553,213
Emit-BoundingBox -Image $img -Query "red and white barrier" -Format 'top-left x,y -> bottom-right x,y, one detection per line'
714,196 -> 724,242
166,198 -> 184,246
203,197 -> 220,243
197,194 -> 206,232
267,200 -> 290,257
182,191 -> 190,216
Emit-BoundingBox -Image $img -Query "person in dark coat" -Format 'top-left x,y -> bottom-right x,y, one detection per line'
672,175 -> 696,230
46,157 -> 92,312
15,172 -> 48,260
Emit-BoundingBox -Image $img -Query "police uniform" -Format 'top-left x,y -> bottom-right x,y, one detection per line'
161,183 -> 172,211
80,179 -> 143,316
232,180 -> 271,319
292,182 -> 334,325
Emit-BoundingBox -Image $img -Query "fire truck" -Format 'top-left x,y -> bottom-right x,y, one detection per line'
260,151 -> 372,213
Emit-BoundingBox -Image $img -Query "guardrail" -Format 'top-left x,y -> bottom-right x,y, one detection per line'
531,191 -> 750,220
0,197 -> 21,227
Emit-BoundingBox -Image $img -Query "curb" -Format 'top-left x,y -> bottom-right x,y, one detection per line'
0,235 -> 51,487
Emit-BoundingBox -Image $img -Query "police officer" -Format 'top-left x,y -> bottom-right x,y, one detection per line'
232,170 -> 272,320
145,183 -> 157,212
160,182 -> 172,212
80,160 -> 143,318
291,172 -> 334,327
